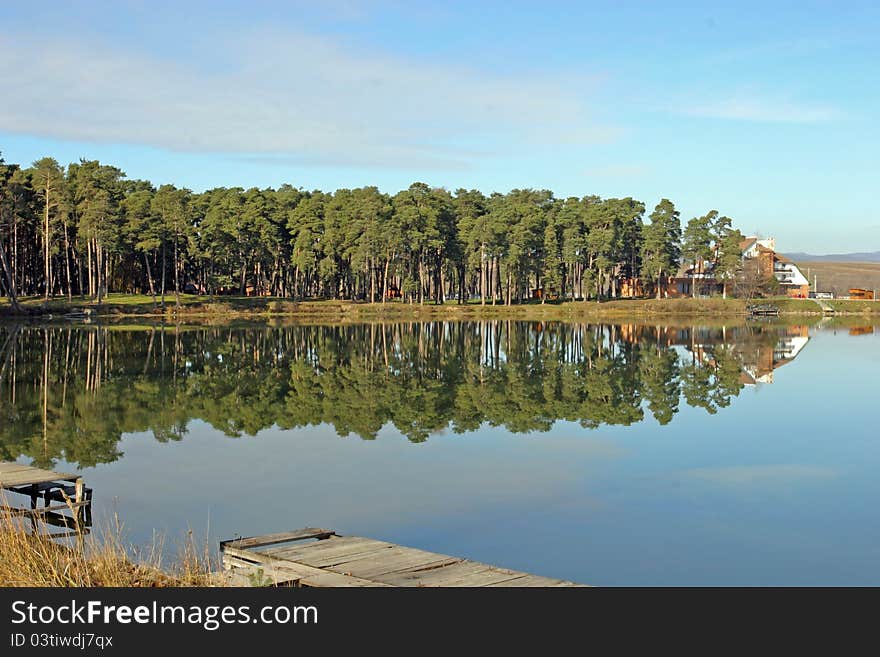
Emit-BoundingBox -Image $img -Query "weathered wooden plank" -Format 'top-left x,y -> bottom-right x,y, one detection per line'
221,545 -> 390,587
221,528 -> 589,587
320,547 -> 418,577
332,547 -> 463,580
349,554 -> 460,581
0,462 -> 76,481
222,551 -> 356,587
222,552 -> 268,571
267,540 -> 483,586
260,536 -> 396,557
370,558 -> 465,586
486,574 -> 575,587
379,560 -> 493,586
438,567 -> 530,587
268,545 -> 393,568
289,566 -> 389,588
0,468 -> 60,478
264,536 -> 388,559
294,571 -> 388,588
223,528 -> 335,550
210,566 -> 299,587
0,465 -> 58,479
0,471 -> 75,487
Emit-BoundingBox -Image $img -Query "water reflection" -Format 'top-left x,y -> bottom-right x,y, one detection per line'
0,321 -> 811,468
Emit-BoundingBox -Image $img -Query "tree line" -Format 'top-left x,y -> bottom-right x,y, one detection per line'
0,153 -> 756,309
0,153 -> 756,305
0,321 -> 787,467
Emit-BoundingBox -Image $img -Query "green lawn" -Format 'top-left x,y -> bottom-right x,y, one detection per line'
770,296 -> 880,313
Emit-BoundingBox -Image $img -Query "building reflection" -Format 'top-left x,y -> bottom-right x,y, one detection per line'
615,323 -> 810,385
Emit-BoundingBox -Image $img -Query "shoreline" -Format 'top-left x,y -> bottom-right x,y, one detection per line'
2,295 -> 880,322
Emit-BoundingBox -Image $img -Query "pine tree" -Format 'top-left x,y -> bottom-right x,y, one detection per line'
640,199 -> 681,298
542,220 -> 562,302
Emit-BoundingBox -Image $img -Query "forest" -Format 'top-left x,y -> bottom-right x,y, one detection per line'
0,321 -> 785,468
0,153 -> 747,308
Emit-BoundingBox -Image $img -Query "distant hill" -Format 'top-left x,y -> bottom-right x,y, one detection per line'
787,261 -> 880,296
784,251 -> 880,263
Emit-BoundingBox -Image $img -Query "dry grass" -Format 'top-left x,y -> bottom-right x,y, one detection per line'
796,261 -> 880,297
0,505 -> 215,587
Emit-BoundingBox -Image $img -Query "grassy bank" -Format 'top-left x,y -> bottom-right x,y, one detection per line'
3,293 -> 880,321
0,511 -> 213,587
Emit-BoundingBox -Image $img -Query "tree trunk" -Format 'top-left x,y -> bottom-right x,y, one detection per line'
173,235 -> 180,307
77,242 -> 84,299
87,239 -> 93,299
270,256 -> 279,297
480,243 -> 486,306
12,214 -> 18,295
95,241 -> 104,304
144,251 -> 157,307
161,242 -> 167,308
63,221 -> 72,300
0,236 -> 21,311
43,177 -> 50,301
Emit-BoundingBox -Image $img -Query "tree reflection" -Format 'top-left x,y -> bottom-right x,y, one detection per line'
0,321 -> 807,467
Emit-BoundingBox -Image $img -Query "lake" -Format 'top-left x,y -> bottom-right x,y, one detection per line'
1,319 -> 877,585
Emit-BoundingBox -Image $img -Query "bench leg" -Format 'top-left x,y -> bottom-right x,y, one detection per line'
74,478 -> 84,529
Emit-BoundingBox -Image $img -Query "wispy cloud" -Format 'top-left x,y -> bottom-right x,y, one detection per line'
0,30 -> 611,170
682,93 -> 842,123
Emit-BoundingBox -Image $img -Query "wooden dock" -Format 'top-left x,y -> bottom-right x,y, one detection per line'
220,528 -> 586,587
747,303 -> 780,317
0,461 -> 92,531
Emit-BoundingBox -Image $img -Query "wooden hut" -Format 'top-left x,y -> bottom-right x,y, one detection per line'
849,288 -> 876,301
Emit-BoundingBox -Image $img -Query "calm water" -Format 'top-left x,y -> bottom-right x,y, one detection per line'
1,319 -> 877,585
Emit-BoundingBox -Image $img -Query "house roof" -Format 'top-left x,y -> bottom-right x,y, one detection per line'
674,263 -> 691,278
739,237 -> 757,252
673,261 -> 717,279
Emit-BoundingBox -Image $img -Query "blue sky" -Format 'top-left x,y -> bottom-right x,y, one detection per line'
1,1 -> 878,252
